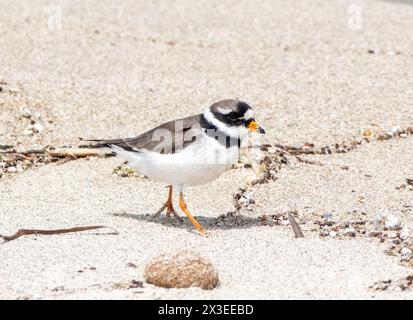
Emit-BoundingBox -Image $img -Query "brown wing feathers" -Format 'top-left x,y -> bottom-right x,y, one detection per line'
82,115 -> 202,155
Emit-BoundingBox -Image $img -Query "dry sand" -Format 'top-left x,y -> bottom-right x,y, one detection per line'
1,0 -> 413,299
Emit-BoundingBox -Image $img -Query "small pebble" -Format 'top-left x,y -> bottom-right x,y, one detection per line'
400,247 -> 412,261
129,280 -> 143,288
322,212 -> 333,221
377,132 -> 393,140
307,208 -> 316,215
363,129 -> 373,138
126,262 -> 137,269
368,231 -> 382,237
374,212 -> 385,224
319,229 -> 329,237
391,126 -> 403,135
385,215 -> 402,230
400,228 -> 410,241
239,192 -> 255,206
387,231 -> 398,239
22,129 -> 34,136
370,280 -> 391,291
280,220 -> 290,226
52,286 -> 65,292
21,108 -> 32,117
7,166 -> 17,173
32,123 -> 44,133
343,227 -> 357,237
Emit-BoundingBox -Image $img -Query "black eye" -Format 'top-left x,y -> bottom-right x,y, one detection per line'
245,118 -> 255,127
227,111 -> 243,120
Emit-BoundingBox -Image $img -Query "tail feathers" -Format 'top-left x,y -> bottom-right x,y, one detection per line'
79,139 -> 142,167
79,138 -> 124,149
110,145 -> 142,166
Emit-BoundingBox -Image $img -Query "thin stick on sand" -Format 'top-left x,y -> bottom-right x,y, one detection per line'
47,148 -> 111,158
287,213 -> 305,238
0,147 -> 113,158
0,225 -> 118,243
295,156 -> 324,166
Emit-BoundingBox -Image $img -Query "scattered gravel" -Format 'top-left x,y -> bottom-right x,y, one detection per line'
370,274 -> 413,292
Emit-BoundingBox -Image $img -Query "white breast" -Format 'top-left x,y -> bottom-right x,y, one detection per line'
111,134 -> 240,187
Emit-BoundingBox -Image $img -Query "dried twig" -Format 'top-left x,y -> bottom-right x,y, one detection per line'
0,225 -> 118,243
47,148 -> 113,158
0,146 -> 48,155
1,147 -> 113,158
295,156 -> 324,166
287,213 -> 305,238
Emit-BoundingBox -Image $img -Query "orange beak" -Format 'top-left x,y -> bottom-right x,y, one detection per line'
248,120 -> 266,134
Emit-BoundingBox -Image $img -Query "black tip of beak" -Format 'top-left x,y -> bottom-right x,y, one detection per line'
259,127 -> 266,134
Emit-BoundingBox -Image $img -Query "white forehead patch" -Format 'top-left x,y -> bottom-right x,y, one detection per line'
216,107 -> 232,114
245,109 -> 254,120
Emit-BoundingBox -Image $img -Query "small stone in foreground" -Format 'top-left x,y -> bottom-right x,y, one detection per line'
144,251 -> 218,290
126,262 -> 137,268
343,227 -> 357,237
400,247 -> 413,261
400,228 -> 410,241
112,279 -> 143,290
384,214 -> 402,230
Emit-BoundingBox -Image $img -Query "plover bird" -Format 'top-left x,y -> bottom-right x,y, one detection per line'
87,99 -> 265,235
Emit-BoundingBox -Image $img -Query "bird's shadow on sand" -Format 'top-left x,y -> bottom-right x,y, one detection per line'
108,210 -> 267,233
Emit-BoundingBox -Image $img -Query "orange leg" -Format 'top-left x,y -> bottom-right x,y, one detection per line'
179,192 -> 206,236
154,186 -> 183,221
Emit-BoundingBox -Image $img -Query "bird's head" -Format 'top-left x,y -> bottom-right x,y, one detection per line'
204,99 -> 265,137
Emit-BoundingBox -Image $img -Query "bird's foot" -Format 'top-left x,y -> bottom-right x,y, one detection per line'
179,192 -> 206,236
151,202 -> 183,222
166,207 -> 184,222
151,202 -> 167,217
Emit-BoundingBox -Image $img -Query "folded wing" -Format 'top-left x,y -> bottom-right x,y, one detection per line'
83,114 -> 203,155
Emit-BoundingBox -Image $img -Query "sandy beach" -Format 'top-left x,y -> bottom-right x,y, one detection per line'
1,0 -> 413,299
